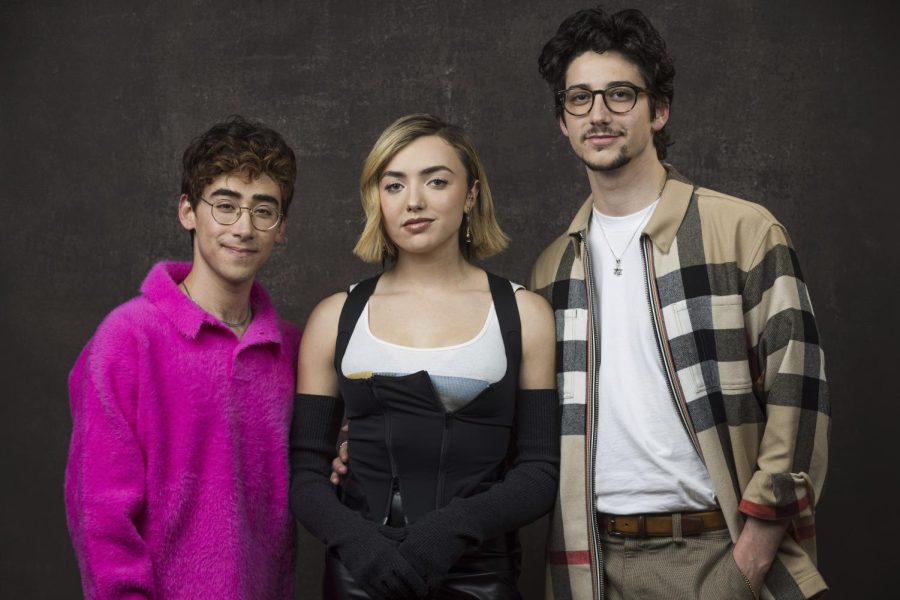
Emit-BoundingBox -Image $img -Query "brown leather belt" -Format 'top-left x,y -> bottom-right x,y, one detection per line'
598,509 -> 727,538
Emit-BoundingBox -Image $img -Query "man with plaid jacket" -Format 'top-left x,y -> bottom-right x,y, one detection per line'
529,7 -> 829,600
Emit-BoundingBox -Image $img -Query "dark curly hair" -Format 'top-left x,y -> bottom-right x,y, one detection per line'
181,116 -> 297,216
538,7 -> 675,159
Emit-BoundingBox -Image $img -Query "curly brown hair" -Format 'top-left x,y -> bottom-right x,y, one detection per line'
181,116 -> 296,216
538,7 -> 675,159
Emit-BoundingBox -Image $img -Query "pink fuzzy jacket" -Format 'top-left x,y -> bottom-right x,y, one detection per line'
65,262 -> 300,599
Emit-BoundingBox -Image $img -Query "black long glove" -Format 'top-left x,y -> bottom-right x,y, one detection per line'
289,393 -> 427,599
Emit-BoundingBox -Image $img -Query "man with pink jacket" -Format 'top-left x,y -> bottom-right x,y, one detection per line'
65,116 -> 300,599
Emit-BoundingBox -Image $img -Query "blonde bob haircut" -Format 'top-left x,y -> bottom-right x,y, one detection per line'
354,113 -> 509,263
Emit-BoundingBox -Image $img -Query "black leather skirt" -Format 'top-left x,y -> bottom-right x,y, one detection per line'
322,533 -> 522,600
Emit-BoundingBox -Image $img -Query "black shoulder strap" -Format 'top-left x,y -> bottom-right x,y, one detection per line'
486,271 -> 522,378
333,274 -> 381,374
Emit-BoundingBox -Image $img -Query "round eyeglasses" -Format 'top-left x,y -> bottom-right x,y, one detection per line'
198,197 -> 283,231
558,83 -> 649,116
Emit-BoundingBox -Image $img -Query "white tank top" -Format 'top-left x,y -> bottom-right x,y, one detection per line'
341,282 -> 522,412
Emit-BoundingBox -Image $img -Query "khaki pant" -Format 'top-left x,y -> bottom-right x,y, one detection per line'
600,526 -> 756,600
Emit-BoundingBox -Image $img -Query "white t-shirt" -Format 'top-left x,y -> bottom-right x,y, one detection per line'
588,201 -> 717,514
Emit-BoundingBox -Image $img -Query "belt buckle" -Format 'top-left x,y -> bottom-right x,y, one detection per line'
607,515 -> 622,537
607,515 -> 646,537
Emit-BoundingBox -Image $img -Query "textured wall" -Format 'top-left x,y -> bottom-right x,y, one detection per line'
1,0 -> 897,597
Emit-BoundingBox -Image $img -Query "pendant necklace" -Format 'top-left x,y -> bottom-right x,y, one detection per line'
594,185 -> 664,276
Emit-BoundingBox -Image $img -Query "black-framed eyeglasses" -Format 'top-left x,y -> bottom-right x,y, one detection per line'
557,83 -> 649,116
198,197 -> 283,231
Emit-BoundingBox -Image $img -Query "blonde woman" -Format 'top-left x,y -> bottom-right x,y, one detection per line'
290,114 -> 559,599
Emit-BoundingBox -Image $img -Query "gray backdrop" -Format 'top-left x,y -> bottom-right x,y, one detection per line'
2,0 -> 896,598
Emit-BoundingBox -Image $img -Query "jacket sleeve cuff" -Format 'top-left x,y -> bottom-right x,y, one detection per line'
739,470 -> 816,521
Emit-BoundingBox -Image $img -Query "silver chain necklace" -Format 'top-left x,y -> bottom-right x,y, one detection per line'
180,281 -> 252,328
594,188 -> 663,276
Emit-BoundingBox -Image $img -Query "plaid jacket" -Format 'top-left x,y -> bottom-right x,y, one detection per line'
529,168 -> 829,600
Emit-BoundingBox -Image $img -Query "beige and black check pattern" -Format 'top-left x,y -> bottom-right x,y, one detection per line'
529,168 -> 829,600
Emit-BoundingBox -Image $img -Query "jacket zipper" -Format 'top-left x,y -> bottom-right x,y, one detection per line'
579,232 -> 605,600
640,238 -> 703,458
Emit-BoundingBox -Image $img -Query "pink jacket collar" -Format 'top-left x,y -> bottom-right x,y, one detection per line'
140,261 -> 284,350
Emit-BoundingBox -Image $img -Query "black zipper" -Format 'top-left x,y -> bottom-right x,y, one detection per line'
368,378 -> 404,525
435,412 -> 453,508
